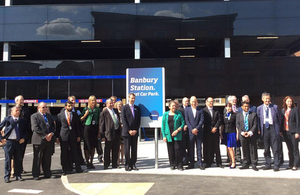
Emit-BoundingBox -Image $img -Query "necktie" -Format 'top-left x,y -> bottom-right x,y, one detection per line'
244,113 -> 249,131
110,110 -> 119,129
131,105 -> 135,118
14,119 -> 20,141
67,112 -> 71,126
265,106 -> 269,129
43,114 -> 48,123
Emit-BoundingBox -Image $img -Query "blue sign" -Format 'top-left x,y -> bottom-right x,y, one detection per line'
126,67 -> 165,127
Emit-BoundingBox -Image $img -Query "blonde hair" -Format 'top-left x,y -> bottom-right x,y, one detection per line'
88,95 -> 97,108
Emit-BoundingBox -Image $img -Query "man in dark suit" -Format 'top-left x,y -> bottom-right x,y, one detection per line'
31,102 -> 56,180
203,97 -> 223,168
121,93 -> 141,171
236,102 -> 259,171
178,97 -> 189,165
56,101 -> 83,175
99,98 -> 121,169
257,92 -> 282,171
0,106 -> 27,183
185,96 -> 205,170
8,95 -> 31,174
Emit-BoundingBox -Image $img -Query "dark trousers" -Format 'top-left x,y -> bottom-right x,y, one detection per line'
203,132 -> 222,166
189,135 -> 203,167
124,136 -> 138,167
181,131 -> 189,164
282,131 -> 300,167
278,136 -> 284,164
77,140 -> 85,163
104,136 -> 120,168
263,125 -> 280,168
4,140 -> 22,179
32,139 -> 54,178
167,140 -> 183,169
240,136 -> 258,166
20,141 -> 27,172
96,138 -> 103,158
60,137 -> 81,172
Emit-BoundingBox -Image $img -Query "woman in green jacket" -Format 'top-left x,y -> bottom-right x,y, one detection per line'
80,95 -> 101,169
161,100 -> 185,171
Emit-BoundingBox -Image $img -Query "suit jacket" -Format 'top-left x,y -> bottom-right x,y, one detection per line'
56,111 -> 80,142
223,112 -> 236,134
0,116 -> 27,141
185,106 -> 204,138
281,107 -> 300,134
100,108 -> 121,141
236,111 -> 258,139
161,110 -> 185,142
257,104 -> 281,136
121,104 -> 141,137
31,112 -> 55,145
203,107 -> 222,134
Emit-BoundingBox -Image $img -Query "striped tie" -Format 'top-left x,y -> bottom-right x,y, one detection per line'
244,113 -> 249,131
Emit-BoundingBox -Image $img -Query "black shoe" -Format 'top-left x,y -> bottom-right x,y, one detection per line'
81,161 -> 87,165
217,164 -> 224,169
22,170 -> 27,174
125,166 -> 131,171
104,167 -> 109,170
62,172 -> 67,176
76,169 -> 84,173
170,166 -> 175,170
178,167 -> 184,171
132,165 -> 139,171
90,164 -> 95,169
4,178 -> 11,183
286,166 -> 293,170
187,164 -> 194,169
239,165 -> 249,170
199,165 -> 205,170
263,166 -> 271,170
274,167 -> 280,172
33,177 -> 40,180
252,166 -> 259,171
16,176 -> 24,181
205,164 -> 211,168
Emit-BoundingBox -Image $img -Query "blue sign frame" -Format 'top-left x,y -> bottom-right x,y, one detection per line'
126,67 -> 165,128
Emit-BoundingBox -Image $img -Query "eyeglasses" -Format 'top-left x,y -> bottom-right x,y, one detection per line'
41,107 -> 48,109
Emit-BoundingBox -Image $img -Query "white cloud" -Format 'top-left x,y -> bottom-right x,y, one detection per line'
36,18 -> 91,38
154,10 -> 184,18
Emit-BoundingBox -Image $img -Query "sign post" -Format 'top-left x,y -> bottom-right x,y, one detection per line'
126,67 -> 165,169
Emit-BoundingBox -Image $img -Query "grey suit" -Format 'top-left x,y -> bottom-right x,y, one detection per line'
31,112 -> 55,178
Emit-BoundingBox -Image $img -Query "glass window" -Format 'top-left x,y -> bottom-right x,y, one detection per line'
137,3 -> 182,19
275,0 -> 300,18
0,24 -> 3,41
45,23 -> 93,40
228,1 -> 275,19
4,24 -> 47,41
0,7 -> 4,24
48,5 -> 92,23
182,2 -> 227,18
233,19 -> 276,36
4,6 -> 47,24
277,18 -> 300,36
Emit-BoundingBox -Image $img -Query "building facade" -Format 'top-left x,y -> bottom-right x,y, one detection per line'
0,0 -> 300,107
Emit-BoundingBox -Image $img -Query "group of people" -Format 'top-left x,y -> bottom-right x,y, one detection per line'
161,93 -> 300,173
0,93 -> 141,183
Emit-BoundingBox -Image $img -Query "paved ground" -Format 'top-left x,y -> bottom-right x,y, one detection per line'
0,140 -> 300,195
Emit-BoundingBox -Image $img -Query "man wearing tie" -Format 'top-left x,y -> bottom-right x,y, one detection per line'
31,102 -> 56,180
0,106 -> 26,183
257,92 -> 282,171
57,101 -> 83,175
100,98 -> 121,169
185,96 -> 205,170
203,97 -> 223,168
121,93 -> 141,171
178,97 -> 190,165
236,102 -> 259,171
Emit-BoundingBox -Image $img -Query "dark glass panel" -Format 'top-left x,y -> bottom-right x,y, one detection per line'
48,5 -> 92,23
275,0 -> 300,18
0,24 -> 3,41
182,2 -> 227,18
13,0 -> 132,5
6,80 -> 47,99
137,3 -> 182,18
233,18 -> 276,36
228,1 -> 274,19
4,24 -> 47,41
277,18 -> 300,36
0,7 -> 4,24
4,6 -> 47,23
